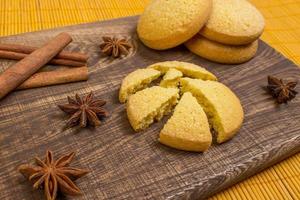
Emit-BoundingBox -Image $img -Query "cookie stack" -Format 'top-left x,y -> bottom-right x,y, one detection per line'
137,0 -> 265,64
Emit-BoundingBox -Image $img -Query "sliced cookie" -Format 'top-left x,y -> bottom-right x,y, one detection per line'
127,86 -> 179,131
137,0 -> 212,50
148,61 -> 217,81
119,68 -> 161,103
181,78 -> 244,143
159,92 -> 212,152
185,35 -> 258,64
200,0 -> 265,45
160,68 -> 183,88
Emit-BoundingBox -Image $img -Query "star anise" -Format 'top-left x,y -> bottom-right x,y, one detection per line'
99,36 -> 133,58
58,91 -> 108,128
19,151 -> 89,200
267,75 -> 298,104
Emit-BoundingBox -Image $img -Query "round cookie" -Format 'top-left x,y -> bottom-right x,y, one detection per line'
200,0 -> 265,45
137,0 -> 212,50
185,35 -> 258,64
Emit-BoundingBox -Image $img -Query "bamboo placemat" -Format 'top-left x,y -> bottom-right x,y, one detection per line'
0,0 -> 299,199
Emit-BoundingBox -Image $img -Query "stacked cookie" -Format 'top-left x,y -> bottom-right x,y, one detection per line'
137,0 -> 265,64
119,61 -> 244,152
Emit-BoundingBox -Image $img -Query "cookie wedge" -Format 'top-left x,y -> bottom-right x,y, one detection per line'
181,78 -> 244,143
159,92 -> 212,152
127,86 -> 179,131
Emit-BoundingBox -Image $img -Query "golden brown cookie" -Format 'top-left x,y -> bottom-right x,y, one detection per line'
127,86 -> 179,131
185,35 -> 258,64
200,0 -> 265,45
159,92 -> 212,152
181,78 -> 244,143
137,0 -> 212,50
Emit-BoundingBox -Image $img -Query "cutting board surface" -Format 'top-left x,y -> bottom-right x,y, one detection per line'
0,16 -> 299,200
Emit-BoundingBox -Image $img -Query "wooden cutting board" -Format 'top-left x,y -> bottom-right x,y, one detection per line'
0,16 -> 299,200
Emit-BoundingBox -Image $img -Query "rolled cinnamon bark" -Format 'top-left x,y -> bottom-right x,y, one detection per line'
0,32 -> 72,99
0,43 -> 88,62
17,67 -> 88,90
0,50 -> 86,67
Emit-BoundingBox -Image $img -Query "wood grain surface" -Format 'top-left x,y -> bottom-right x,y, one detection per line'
0,16 -> 299,200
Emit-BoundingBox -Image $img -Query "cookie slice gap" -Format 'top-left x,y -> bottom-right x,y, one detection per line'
160,68 -> 183,88
119,68 -> 161,103
148,61 -> 217,81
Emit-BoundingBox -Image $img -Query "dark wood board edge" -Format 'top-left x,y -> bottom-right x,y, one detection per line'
168,135 -> 300,199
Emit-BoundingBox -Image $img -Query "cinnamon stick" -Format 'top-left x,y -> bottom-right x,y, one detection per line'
0,50 -> 86,67
17,67 -> 88,90
0,32 -> 72,99
0,43 -> 88,62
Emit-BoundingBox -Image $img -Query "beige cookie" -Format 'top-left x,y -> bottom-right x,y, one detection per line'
127,86 -> 179,131
137,0 -> 212,50
159,92 -> 212,152
181,78 -> 244,143
200,0 -> 265,45
185,35 -> 258,64
119,68 -> 161,103
148,61 -> 217,81
160,68 -> 183,88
